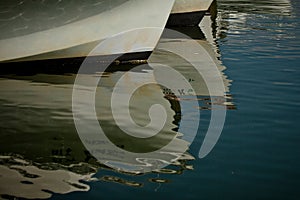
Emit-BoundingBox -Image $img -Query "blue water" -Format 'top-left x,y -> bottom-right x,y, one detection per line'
1,0 -> 300,199
63,1 -> 300,199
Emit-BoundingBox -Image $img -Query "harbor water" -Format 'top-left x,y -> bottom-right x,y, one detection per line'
0,0 -> 300,199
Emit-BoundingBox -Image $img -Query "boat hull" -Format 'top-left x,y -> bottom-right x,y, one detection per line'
171,0 -> 213,13
167,0 -> 214,26
0,0 -> 175,63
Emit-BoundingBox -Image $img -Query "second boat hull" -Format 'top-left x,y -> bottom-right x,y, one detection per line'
167,0 -> 214,26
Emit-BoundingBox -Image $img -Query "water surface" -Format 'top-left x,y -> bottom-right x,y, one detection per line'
1,0 -> 300,199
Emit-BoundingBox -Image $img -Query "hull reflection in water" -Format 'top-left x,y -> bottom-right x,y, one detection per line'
148,25 -> 234,156
73,67 -> 193,173
0,155 -> 94,199
0,20 -> 234,200
0,69 -> 195,199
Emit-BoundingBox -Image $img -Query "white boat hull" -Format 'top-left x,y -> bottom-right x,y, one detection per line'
172,0 -> 213,13
0,0 -> 175,63
167,0 -> 214,26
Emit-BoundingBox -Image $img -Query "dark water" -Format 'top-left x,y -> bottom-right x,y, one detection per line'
1,0 -> 300,199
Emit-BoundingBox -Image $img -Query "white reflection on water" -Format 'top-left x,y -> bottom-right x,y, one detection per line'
0,155 -> 95,199
218,0 -> 292,15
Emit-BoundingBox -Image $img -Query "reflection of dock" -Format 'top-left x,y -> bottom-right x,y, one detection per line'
211,0 -> 292,41
217,0 -> 291,15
